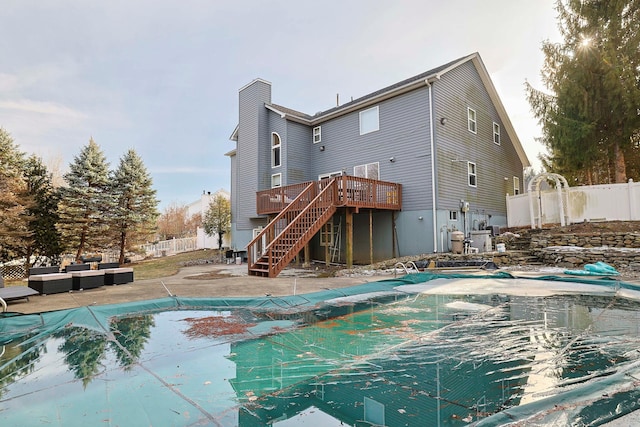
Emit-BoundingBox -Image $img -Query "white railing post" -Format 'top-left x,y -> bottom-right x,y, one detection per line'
629,179 -> 638,220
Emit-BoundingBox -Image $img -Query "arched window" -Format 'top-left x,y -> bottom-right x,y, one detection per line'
271,132 -> 281,168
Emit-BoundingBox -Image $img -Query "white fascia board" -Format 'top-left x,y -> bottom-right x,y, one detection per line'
265,104 -> 312,124
229,124 -> 239,141
224,149 -> 236,157
238,78 -> 271,92
264,104 -> 288,119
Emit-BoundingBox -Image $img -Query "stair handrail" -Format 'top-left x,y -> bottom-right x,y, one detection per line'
248,180 -> 321,269
267,178 -> 336,246
263,179 -> 338,275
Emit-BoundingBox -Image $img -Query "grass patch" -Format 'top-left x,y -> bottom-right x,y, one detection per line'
128,249 -> 222,280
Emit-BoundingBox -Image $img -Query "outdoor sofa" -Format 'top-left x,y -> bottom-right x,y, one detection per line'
28,267 -> 73,295
98,262 -> 134,285
70,270 -> 105,290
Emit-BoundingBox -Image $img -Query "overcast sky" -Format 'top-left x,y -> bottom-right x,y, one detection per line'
1,0 -> 561,210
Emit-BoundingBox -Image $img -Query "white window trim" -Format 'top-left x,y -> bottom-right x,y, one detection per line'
513,176 -> 520,195
467,161 -> 477,187
493,122 -> 501,145
449,210 -> 458,221
359,106 -> 379,135
271,173 -> 282,188
313,126 -> 321,144
354,162 -> 380,180
467,107 -> 477,134
271,132 -> 281,168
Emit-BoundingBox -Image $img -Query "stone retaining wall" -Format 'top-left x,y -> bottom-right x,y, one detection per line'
533,246 -> 640,270
368,231 -> 640,274
529,232 -> 640,249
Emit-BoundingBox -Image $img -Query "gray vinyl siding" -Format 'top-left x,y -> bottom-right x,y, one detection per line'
229,152 -> 238,226
285,121 -> 312,183
236,80 -> 271,230
310,87 -> 433,211
231,55 -> 526,258
433,62 -> 523,218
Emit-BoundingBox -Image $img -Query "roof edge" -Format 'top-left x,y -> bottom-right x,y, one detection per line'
238,78 -> 271,93
468,55 -> 531,167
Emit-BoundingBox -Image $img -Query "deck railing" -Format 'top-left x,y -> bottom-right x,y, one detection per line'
256,176 -> 401,215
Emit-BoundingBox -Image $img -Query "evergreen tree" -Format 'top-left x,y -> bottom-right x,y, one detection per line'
527,0 -> 640,184
203,193 -> 231,251
22,155 -> 64,267
110,149 -> 159,264
0,128 -> 32,263
58,138 -> 113,262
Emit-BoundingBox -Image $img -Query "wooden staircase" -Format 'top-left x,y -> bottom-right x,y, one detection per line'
247,179 -> 338,277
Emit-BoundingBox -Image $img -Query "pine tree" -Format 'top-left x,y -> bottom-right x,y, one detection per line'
0,128 -> 32,263
203,194 -> 231,251
111,149 -> 159,264
527,0 -> 640,184
58,138 -> 113,262
22,155 -> 64,267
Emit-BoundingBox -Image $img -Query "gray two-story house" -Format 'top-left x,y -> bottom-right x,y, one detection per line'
226,52 -> 529,277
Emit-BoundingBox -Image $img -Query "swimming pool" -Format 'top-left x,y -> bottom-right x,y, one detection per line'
2,272 -> 640,426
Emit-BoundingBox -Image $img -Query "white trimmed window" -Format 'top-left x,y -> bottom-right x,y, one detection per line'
271,173 -> 281,188
467,162 -> 477,187
319,171 -> 343,180
493,122 -> 501,145
271,132 -> 281,168
449,210 -> 458,221
354,162 -> 379,180
468,108 -> 477,134
513,176 -> 520,195
359,106 -> 379,135
313,126 -> 321,144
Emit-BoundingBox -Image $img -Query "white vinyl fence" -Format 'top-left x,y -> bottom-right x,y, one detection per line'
141,237 -> 198,258
507,180 -> 640,228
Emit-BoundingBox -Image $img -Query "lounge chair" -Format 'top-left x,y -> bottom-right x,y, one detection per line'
0,275 -> 39,303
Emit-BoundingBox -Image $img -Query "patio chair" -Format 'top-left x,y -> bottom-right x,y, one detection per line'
1,275 -> 39,302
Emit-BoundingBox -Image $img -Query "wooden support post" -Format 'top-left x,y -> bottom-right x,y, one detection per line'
346,208 -> 353,269
304,243 -> 310,268
369,209 -> 373,265
325,234 -> 330,266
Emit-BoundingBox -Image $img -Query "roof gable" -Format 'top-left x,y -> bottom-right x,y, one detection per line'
231,53 -> 530,167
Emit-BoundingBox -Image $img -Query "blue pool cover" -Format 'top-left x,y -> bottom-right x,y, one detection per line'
2,272 -> 640,426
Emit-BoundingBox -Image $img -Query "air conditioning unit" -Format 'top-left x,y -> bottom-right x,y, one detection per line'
485,225 -> 500,236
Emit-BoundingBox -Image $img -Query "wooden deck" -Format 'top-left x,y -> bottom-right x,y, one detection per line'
256,176 -> 402,215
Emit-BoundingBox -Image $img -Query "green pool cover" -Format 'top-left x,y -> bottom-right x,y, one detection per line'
2,272 -> 640,426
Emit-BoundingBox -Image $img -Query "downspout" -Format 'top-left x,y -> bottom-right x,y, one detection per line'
426,78 -> 438,252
